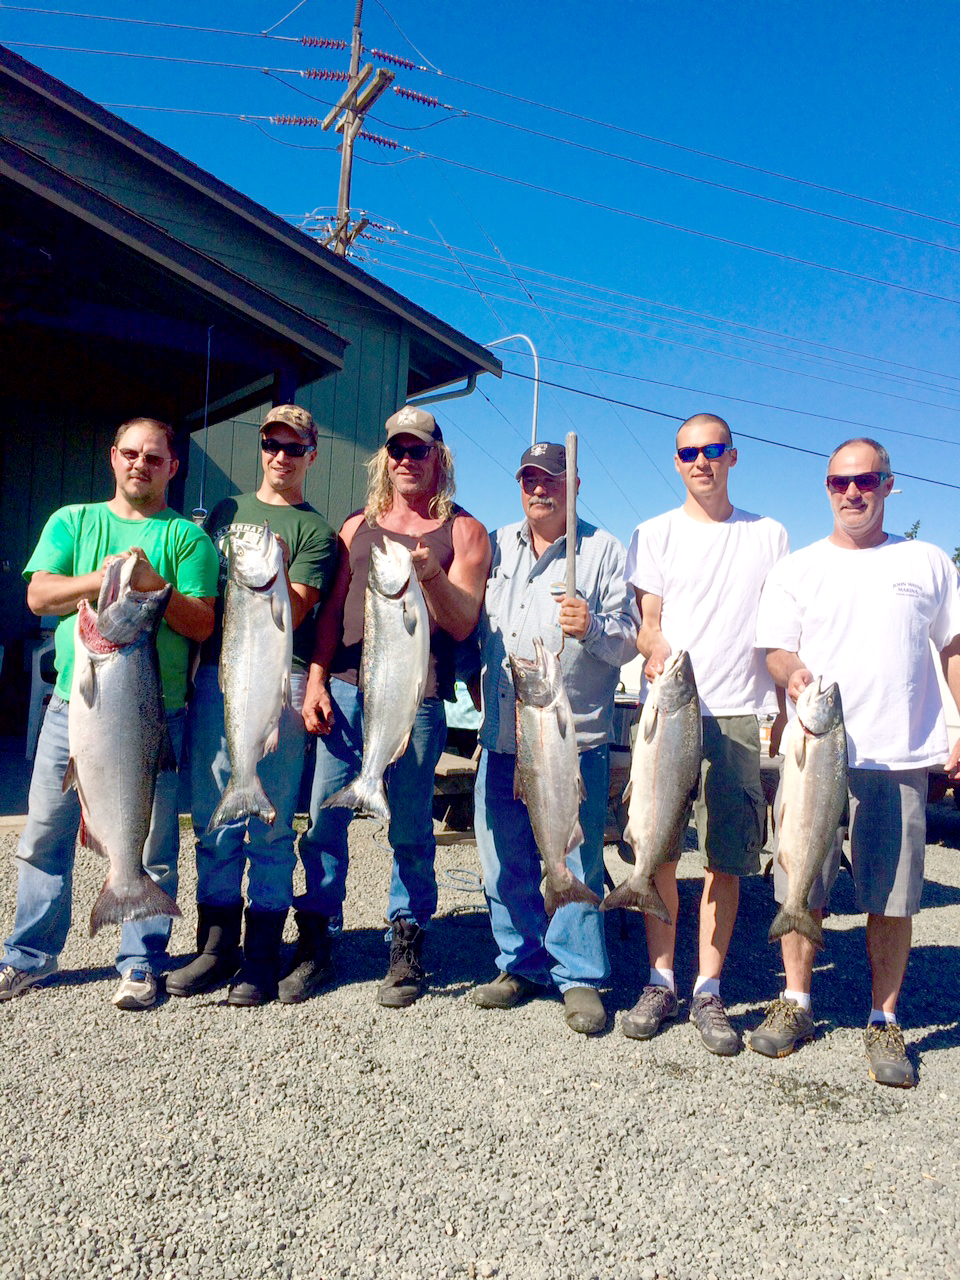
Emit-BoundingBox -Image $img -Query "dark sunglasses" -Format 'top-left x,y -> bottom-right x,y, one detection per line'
676,442 -> 730,463
118,447 -> 169,468
261,437 -> 313,458
387,441 -> 435,462
825,471 -> 890,494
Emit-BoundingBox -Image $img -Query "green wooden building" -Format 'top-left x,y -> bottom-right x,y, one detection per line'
0,45 -> 500,734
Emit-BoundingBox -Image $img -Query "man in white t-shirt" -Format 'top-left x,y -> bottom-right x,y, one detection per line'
624,413 -> 788,1056
752,437 -> 960,1088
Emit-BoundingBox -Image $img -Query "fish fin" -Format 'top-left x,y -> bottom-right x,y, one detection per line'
557,699 -> 570,740
402,596 -> 419,636
601,878 -> 672,923
513,764 -> 525,804
206,777 -> 277,833
641,701 -> 659,744
792,732 -> 806,769
321,776 -> 390,823
565,820 -> 585,858
78,811 -> 109,859
262,724 -> 280,757
386,730 -> 413,768
270,591 -> 286,632
544,878 -> 601,916
621,778 -> 632,804
158,725 -> 178,774
218,663 -> 225,694
768,906 -> 823,950
577,771 -> 586,803
281,671 -> 292,710
89,873 -> 181,938
61,757 -> 77,794
77,655 -> 96,708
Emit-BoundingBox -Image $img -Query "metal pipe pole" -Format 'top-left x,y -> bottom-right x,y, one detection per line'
484,333 -> 540,444
565,431 -> 577,599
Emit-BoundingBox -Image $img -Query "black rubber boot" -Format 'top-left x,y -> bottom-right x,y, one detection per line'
277,909 -> 334,1005
227,908 -> 287,1007
378,919 -> 426,1008
166,901 -> 242,997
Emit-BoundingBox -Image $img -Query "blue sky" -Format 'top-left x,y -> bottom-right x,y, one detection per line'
4,1 -> 960,555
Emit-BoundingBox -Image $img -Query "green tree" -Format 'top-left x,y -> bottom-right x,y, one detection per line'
904,519 -> 921,540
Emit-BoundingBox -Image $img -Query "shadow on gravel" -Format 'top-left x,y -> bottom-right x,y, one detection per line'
47,964 -> 115,989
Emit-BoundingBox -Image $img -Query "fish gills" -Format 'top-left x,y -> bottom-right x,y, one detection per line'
510,637 -> 599,917
770,677 -> 847,949
322,538 -> 430,822
602,650 -> 702,923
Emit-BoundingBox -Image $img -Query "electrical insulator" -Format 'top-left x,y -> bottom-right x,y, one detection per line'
301,36 -> 347,50
393,86 -> 442,109
273,115 -> 321,127
302,68 -> 350,82
359,131 -> 399,150
369,48 -> 417,70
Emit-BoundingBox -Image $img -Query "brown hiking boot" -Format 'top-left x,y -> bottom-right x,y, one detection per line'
749,997 -> 815,1058
864,1021 -> 915,1088
378,919 -> 425,1008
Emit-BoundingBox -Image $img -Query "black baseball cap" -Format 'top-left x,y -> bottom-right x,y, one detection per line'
515,441 -> 566,480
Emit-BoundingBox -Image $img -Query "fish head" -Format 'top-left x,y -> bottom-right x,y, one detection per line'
651,649 -> 698,714
509,636 -> 561,708
225,523 -> 282,591
92,552 -> 172,647
369,538 -> 415,599
796,676 -> 844,736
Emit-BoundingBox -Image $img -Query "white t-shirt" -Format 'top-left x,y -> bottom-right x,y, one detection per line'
626,506 -> 789,716
755,535 -> 960,770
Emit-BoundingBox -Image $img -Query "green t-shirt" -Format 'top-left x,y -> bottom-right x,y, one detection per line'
201,494 -> 339,672
24,503 -> 220,710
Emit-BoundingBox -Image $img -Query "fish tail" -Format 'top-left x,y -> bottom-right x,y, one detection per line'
601,879 -> 673,924
89,874 -> 181,937
768,906 -> 824,949
543,878 -> 601,917
206,778 -> 277,834
321,776 -> 391,823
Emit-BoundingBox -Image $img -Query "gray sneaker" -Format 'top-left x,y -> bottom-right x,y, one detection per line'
0,961 -> 57,1001
864,1021 -> 915,1089
690,992 -> 740,1056
749,997 -> 815,1058
621,984 -> 678,1040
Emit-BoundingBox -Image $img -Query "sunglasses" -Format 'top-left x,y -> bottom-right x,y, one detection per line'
118,447 -> 169,469
676,442 -> 730,463
387,441 -> 435,462
825,471 -> 890,494
261,437 -> 313,458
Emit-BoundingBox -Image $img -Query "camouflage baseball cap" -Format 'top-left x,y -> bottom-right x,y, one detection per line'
262,404 -> 318,447
384,405 -> 443,445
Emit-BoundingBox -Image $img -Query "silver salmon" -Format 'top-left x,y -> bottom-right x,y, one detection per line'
207,522 -> 293,832
323,537 -> 429,822
602,650 -> 701,923
64,552 -> 181,936
510,637 -> 600,916
770,676 -> 847,949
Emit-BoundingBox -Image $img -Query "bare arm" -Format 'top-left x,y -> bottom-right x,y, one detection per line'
765,648 -> 814,705
302,515 -> 361,737
289,581 -> 320,632
411,515 -> 492,643
941,636 -> 960,778
28,555 -> 215,643
636,590 -> 672,680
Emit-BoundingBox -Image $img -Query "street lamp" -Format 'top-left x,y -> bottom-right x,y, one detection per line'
484,333 -> 541,445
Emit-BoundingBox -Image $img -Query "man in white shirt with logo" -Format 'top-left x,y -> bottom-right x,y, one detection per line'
753,437 -> 960,1088
625,413 -> 788,1056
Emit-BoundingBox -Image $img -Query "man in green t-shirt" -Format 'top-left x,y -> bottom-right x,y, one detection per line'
0,418 -> 219,1011
170,405 -> 339,1008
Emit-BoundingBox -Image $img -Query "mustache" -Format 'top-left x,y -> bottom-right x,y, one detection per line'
528,496 -> 557,511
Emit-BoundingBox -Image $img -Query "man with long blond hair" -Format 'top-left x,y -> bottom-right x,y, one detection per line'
296,407 -> 490,1006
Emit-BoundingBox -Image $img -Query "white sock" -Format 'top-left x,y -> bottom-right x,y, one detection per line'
693,975 -> 720,999
648,966 -> 675,993
784,989 -> 812,1012
869,1008 -> 896,1026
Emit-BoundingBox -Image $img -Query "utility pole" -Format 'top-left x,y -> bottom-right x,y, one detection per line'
320,0 -> 394,256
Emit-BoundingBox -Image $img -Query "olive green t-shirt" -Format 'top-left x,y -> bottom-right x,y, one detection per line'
23,503 -> 220,710
201,494 -> 339,672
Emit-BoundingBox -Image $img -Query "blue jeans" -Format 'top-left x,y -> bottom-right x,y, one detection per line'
3,696 -> 184,977
299,677 -> 447,927
187,665 -> 307,913
474,745 -> 610,993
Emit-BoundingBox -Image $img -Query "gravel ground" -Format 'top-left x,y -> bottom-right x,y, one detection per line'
2,802 -> 960,1280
